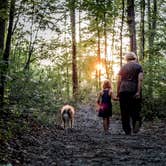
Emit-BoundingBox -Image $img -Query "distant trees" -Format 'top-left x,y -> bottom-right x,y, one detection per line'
0,0 -> 165,119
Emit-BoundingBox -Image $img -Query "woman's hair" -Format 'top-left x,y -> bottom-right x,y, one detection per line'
102,79 -> 112,89
125,52 -> 137,61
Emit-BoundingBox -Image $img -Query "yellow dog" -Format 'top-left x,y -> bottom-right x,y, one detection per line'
60,105 -> 75,129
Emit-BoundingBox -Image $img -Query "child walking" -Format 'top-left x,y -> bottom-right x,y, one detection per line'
97,79 -> 117,135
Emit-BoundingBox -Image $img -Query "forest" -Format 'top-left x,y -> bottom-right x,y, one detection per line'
0,0 -> 166,165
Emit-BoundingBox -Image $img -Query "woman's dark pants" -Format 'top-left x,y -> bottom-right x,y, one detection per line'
119,92 -> 142,135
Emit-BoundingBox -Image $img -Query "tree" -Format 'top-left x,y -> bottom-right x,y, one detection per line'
0,0 -> 8,105
23,0 -> 58,71
139,0 -> 145,60
126,0 -> 137,54
0,0 -> 15,106
0,0 -> 8,55
120,0 -> 125,67
69,0 -> 78,97
147,0 -> 158,97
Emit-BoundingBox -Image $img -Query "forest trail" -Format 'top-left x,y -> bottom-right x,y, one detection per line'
2,102 -> 166,166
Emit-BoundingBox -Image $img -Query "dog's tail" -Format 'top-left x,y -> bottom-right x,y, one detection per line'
62,109 -> 70,118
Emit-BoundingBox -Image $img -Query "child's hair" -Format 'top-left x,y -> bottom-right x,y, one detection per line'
102,79 -> 112,89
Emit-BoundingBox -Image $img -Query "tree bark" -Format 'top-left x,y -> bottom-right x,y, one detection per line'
151,0 -> 157,46
0,0 -> 15,106
127,0 -> 137,54
0,0 -> 8,56
147,0 -> 157,97
139,0 -> 145,60
96,0 -> 101,89
147,0 -> 157,58
97,25 -> 101,89
70,0 -> 78,97
103,11 -> 109,79
0,0 -> 8,105
120,0 -> 125,68
147,0 -> 152,53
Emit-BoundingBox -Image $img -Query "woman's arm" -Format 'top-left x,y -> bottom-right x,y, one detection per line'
109,90 -> 118,101
135,72 -> 143,98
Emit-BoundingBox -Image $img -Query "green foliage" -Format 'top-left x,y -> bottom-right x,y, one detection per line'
0,106 -> 29,142
142,55 -> 166,120
0,0 -> 9,20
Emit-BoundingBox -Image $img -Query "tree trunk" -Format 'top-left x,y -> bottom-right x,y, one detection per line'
110,18 -> 116,80
147,0 -> 151,53
0,19 -> 5,56
70,0 -> 78,97
0,0 -> 8,106
96,0 -> 101,89
127,0 -> 137,54
151,0 -> 157,46
24,1 -> 35,71
147,0 -> 157,97
64,10 -> 70,98
0,0 -> 15,106
0,0 -> 8,56
103,12 -> 109,79
97,25 -> 101,89
120,0 -> 125,68
139,0 -> 145,60
147,0 -> 157,62
78,0 -> 82,89
24,48 -> 33,71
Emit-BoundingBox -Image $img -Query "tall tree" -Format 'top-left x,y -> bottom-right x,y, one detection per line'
127,0 -> 137,54
151,0 -> 157,47
120,0 -> 125,67
139,0 -> 145,60
147,0 -> 157,53
147,0 -> 157,96
103,10 -> 108,79
0,0 -> 8,57
0,0 -> 15,106
69,0 -> 78,97
0,0 -> 8,105
96,0 -> 101,88
97,22 -> 101,88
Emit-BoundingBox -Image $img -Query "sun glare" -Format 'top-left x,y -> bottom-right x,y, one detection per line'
113,65 -> 120,75
96,63 -> 105,72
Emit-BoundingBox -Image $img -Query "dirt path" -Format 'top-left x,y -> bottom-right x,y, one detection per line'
2,103 -> 166,166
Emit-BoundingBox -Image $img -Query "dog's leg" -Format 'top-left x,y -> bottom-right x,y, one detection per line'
70,119 -> 72,128
71,118 -> 74,128
61,116 -> 65,129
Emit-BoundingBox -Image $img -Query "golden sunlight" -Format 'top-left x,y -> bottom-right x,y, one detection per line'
112,64 -> 120,75
94,63 -> 107,81
95,62 -> 120,79
96,63 -> 105,73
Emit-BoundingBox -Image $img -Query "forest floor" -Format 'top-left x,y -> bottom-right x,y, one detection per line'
1,100 -> 166,166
